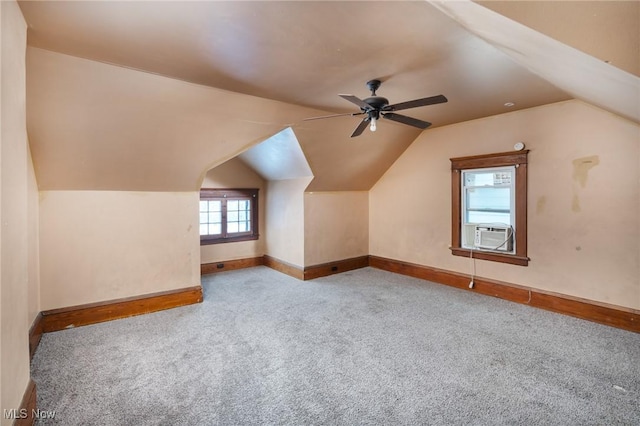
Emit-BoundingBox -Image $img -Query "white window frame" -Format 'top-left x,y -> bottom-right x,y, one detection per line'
461,166 -> 516,254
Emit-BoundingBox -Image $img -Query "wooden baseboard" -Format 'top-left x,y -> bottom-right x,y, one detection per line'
210,255 -> 369,281
263,255 -> 304,280
304,256 -> 370,280
28,313 -> 44,361
264,255 -> 369,281
527,291 -> 639,333
12,379 -> 37,426
40,286 -> 203,333
369,255 -> 639,333
201,257 -> 264,275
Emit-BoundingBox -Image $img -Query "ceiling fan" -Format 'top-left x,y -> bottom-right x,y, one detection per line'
305,79 -> 447,137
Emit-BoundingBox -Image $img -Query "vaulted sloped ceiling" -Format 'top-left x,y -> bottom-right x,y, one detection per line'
238,128 -> 314,182
478,1 -> 639,77
19,1 -> 638,192
434,1 -> 639,124
27,48 -> 317,191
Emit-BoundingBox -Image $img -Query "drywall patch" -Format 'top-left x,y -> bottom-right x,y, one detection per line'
571,155 -> 599,213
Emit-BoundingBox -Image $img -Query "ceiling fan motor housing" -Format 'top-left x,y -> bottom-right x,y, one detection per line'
364,96 -> 389,111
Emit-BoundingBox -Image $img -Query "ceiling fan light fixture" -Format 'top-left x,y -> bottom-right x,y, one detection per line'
370,117 -> 377,132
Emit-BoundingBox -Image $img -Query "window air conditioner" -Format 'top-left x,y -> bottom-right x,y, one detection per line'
474,225 -> 512,252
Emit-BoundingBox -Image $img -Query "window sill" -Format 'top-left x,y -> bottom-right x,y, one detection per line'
201,234 -> 259,246
450,247 -> 529,266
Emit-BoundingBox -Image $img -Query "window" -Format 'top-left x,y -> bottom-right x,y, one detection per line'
450,151 -> 528,266
199,188 -> 259,245
462,167 -> 515,253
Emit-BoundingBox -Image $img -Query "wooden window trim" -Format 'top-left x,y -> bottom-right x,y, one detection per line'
200,188 -> 259,245
450,150 -> 529,266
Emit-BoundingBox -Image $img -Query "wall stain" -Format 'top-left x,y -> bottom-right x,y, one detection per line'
571,155 -> 599,213
536,196 -> 547,215
572,155 -> 600,188
572,194 -> 581,212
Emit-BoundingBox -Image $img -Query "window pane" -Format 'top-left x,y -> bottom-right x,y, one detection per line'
209,224 -> 221,235
209,201 -> 221,212
199,213 -> 208,224
465,170 -> 512,186
199,224 -> 208,235
464,171 -> 493,186
199,201 -> 208,212
228,211 -> 238,222
228,200 -> 238,211
468,211 -> 511,225
208,212 -> 221,224
239,211 -> 246,221
228,222 -> 239,233
467,188 -> 511,211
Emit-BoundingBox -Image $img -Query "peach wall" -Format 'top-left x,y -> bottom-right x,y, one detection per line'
200,158 -> 266,263
265,178 -> 312,268
39,191 -> 200,310
0,0 -> 32,421
304,191 -> 369,266
370,100 -> 640,309
27,143 -> 40,326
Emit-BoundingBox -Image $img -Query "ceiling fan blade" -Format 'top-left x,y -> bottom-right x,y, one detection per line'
382,112 -> 432,129
350,117 -> 370,138
339,94 -> 372,110
303,112 -> 364,121
385,95 -> 448,111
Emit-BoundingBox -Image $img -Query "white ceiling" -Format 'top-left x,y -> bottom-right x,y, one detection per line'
18,1 -> 639,192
